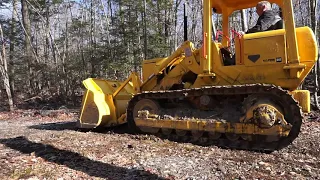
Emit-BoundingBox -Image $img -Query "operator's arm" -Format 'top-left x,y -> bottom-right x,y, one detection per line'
246,24 -> 262,33
246,16 -> 264,34
246,11 -> 278,34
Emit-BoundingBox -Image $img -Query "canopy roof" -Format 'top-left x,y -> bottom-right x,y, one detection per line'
211,0 -> 283,13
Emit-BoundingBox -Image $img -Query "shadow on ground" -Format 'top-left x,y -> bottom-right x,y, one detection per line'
0,136 -> 165,180
28,121 -> 132,134
28,121 -> 79,131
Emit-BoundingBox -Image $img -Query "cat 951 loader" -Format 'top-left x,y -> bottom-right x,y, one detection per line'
78,0 -> 318,151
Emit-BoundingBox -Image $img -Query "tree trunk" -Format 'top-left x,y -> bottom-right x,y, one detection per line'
9,0 -> 18,96
298,0 -> 305,26
0,24 -> 14,111
45,0 -> 50,63
21,0 -> 34,94
310,0 -> 319,109
90,0 -> 96,77
165,3 -> 170,56
79,3 -> 86,77
100,0 -> 111,45
174,0 -> 182,50
157,1 -> 162,44
143,0 -> 147,60
61,3 -> 69,97
241,9 -> 248,32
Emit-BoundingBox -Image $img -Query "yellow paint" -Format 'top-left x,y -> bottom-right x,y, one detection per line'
79,73 -> 141,128
79,0 -> 318,129
282,0 -> 299,64
209,27 -> 317,90
203,0 -> 212,73
135,118 -> 291,137
290,90 -> 310,113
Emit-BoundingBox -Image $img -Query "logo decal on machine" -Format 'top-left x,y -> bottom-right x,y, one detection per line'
262,57 -> 282,63
276,57 -> 282,62
248,55 -> 260,63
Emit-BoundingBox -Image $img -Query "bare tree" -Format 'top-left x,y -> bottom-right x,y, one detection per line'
241,9 -> 248,32
143,0 -> 147,59
174,0 -> 183,50
9,0 -> 18,94
309,0 -> 319,109
21,0 -> 34,93
0,24 -> 14,111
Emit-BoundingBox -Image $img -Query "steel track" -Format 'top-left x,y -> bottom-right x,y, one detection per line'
126,84 -> 303,151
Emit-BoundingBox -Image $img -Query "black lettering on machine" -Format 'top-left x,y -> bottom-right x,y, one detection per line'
263,59 -> 275,62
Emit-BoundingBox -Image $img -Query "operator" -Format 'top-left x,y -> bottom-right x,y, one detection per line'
246,1 -> 282,34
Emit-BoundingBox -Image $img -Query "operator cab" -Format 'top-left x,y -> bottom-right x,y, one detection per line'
213,2 -> 284,66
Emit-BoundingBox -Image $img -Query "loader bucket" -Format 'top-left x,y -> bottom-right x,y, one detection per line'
78,77 -> 136,129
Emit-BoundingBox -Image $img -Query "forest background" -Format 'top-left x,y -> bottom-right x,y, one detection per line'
0,0 -> 319,110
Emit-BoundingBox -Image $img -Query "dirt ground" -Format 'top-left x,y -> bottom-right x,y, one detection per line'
0,109 -> 319,180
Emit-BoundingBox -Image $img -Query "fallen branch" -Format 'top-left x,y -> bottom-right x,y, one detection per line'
23,96 -> 42,102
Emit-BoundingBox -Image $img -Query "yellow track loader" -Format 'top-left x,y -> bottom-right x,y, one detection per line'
78,0 -> 318,151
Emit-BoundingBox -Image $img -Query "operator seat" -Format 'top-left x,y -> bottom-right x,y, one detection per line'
221,18 -> 283,66
221,48 -> 235,66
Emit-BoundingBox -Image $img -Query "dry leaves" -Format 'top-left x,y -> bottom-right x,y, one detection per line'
0,110 -> 319,179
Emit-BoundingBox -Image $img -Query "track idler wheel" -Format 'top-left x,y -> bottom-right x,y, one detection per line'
133,99 -> 160,134
241,94 -> 287,142
241,95 -> 286,128
253,106 -> 277,128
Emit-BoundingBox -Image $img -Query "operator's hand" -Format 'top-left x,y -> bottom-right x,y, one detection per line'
238,31 -> 245,35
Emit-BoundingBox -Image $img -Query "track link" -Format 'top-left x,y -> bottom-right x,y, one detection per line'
126,84 -> 303,151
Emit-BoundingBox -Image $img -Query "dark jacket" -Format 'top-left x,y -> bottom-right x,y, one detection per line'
246,10 -> 282,34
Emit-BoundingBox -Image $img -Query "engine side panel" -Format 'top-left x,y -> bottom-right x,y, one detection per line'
206,27 -> 317,91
